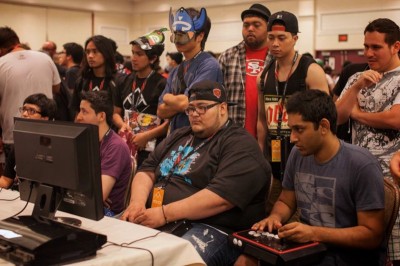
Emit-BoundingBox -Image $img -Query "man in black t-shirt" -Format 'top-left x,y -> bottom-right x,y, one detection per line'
122,80 -> 271,266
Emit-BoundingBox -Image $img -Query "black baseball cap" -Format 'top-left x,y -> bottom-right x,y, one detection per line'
267,11 -> 299,34
241,4 -> 271,22
189,80 -> 236,106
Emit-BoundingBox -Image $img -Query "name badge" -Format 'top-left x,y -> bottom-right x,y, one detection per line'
271,139 -> 281,162
151,187 -> 165,208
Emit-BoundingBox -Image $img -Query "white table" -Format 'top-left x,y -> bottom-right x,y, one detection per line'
0,189 -> 205,266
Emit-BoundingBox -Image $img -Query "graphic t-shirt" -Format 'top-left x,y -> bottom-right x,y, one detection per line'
245,46 -> 268,138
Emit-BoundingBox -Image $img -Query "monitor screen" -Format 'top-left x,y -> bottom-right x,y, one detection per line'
13,118 -> 104,221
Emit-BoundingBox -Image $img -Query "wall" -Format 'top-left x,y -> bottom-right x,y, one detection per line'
2,0 -> 400,59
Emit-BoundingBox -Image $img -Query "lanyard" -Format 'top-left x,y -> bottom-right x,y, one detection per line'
274,51 -> 298,136
131,70 -> 154,111
161,119 -> 230,188
89,78 -> 105,91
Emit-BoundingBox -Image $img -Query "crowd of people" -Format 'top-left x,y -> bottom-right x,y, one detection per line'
1,3 -> 400,266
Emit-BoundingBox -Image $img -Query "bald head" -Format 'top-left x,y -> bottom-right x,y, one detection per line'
42,41 -> 57,57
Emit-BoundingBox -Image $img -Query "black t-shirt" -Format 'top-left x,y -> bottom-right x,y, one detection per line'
65,65 -> 80,90
262,55 -> 315,180
3,146 -> 16,182
140,121 -> 271,233
70,72 -> 126,114
113,71 -> 166,116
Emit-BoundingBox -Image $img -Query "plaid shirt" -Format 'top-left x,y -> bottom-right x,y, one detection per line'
218,41 -> 271,127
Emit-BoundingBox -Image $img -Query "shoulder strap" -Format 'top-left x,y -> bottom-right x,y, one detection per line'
259,57 -> 275,92
177,63 -> 187,95
298,56 -> 315,79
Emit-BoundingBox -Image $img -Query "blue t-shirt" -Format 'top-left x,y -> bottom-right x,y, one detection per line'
283,140 -> 384,265
159,52 -> 223,132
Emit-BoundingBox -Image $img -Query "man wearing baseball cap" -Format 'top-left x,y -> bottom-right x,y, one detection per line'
257,10 -> 329,222
219,3 -> 272,143
123,80 -> 271,265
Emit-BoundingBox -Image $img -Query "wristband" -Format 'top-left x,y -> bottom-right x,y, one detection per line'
161,205 -> 169,224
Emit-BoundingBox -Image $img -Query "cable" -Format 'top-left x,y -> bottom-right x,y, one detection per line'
0,195 -> 20,201
9,182 -> 33,218
101,231 -> 163,266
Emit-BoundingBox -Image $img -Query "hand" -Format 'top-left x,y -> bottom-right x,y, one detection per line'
132,132 -> 148,150
251,215 -> 282,232
355,70 -> 383,89
390,151 -> 400,185
277,222 -> 314,243
133,207 -> 166,228
119,123 -> 130,133
120,203 -> 146,223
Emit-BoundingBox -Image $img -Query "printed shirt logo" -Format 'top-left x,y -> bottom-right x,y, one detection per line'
159,144 -> 200,185
264,94 -> 290,136
246,59 -> 265,76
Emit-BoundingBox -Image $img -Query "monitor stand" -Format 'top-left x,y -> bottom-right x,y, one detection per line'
55,216 -> 82,227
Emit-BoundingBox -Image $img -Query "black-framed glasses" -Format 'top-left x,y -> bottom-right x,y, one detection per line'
19,107 -> 42,115
185,102 -> 220,115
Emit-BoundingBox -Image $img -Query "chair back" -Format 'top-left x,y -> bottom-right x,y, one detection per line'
123,156 -> 137,209
383,177 -> 400,252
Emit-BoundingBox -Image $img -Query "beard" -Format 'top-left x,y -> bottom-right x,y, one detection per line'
244,35 -> 264,50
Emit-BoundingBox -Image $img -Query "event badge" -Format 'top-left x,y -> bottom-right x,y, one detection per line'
151,187 -> 165,208
271,139 -> 281,162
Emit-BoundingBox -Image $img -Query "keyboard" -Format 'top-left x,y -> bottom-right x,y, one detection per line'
229,229 -> 326,265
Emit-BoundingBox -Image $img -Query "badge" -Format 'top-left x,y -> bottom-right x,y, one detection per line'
271,139 -> 281,162
151,187 -> 165,208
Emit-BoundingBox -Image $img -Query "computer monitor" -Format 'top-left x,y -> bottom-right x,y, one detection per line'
13,118 -> 104,221
0,118 -> 107,265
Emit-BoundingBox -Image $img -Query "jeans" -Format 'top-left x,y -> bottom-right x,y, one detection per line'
181,223 -> 240,266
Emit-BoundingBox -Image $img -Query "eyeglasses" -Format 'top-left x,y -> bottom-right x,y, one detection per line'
185,102 -> 219,115
19,107 -> 42,115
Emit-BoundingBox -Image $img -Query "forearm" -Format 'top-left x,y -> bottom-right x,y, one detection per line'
335,84 -> 363,125
270,199 -> 295,224
311,224 -> 382,249
257,91 -> 267,153
163,189 -> 234,222
128,171 -> 156,206
112,106 -> 124,129
143,120 -> 169,140
352,109 -> 400,130
157,94 -> 189,119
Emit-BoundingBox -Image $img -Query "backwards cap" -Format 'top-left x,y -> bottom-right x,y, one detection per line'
267,11 -> 299,34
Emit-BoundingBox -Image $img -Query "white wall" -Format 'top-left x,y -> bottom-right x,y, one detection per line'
2,0 -> 400,59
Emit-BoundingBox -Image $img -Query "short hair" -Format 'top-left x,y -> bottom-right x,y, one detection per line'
0,26 -> 20,49
286,90 -> 337,134
364,18 -> 400,46
187,7 -> 211,50
82,35 -> 116,79
80,90 -> 113,127
167,52 -> 183,64
63,42 -> 84,65
23,93 -> 57,120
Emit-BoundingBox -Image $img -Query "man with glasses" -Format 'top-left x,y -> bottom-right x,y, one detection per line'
0,93 -> 57,189
157,7 -> 223,133
123,80 -> 271,265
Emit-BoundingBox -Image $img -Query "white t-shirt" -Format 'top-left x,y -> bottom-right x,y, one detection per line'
0,50 -> 61,143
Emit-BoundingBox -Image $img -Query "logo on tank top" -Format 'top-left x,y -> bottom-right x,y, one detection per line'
246,59 -> 265,76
